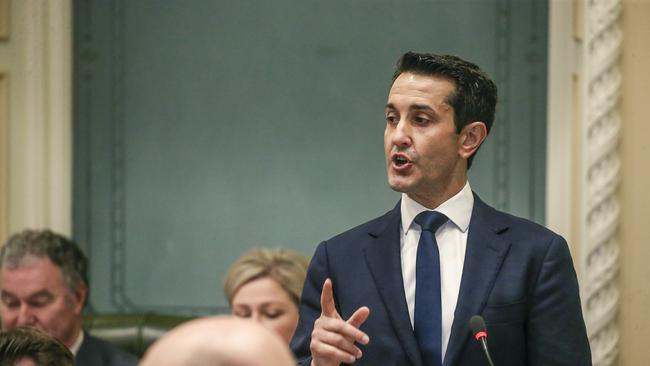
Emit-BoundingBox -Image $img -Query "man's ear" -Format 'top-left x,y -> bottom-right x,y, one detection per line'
72,282 -> 88,315
457,121 -> 488,159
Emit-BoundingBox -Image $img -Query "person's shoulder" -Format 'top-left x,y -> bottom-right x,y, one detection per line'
474,195 -> 564,242
80,334 -> 139,366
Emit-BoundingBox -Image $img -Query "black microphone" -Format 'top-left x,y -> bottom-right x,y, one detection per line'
470,315 -> 495,366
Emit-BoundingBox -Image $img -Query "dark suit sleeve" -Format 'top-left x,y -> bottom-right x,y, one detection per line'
290,242 -> 331,366
526,235 -> 592,365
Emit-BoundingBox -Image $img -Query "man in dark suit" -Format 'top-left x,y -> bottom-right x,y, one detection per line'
0,229 -> 138,366
290,52 -> 591,366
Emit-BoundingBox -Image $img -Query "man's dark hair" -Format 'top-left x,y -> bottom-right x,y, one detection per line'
0,229 -> 89,294
392,51 -> 498,168
0,326 -> 74,366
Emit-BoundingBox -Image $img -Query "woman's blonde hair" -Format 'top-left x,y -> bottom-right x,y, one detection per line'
224,248 -> 310,306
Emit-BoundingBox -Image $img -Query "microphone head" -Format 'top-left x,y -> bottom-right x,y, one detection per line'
469,315 -> 488,340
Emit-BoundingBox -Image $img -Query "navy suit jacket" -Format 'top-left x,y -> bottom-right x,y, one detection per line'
290,195 -> 591,366
75,333 -> 139,366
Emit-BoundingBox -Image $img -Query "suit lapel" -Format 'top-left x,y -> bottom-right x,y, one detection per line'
443,196 -> 511,366
76,334 -> 100,365
363,203 -> 424,366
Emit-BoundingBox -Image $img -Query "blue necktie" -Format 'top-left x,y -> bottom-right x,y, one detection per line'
414,211 -> 449,366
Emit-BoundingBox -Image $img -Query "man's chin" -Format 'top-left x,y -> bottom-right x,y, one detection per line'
387,178 -> 411,193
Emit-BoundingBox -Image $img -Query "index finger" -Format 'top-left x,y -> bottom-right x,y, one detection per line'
320,278 -> 340,318
319,316 -> 370,346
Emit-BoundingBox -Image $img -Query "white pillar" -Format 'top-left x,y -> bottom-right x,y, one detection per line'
8,0 -> 72,236
547,0 -> 621,364
579,0 -> 622,364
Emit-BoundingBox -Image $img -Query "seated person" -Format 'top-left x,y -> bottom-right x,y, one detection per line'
0,229 -> 138,366
224,248 -> 309,343
139,316 -> 295,366
0,326 -> 74,366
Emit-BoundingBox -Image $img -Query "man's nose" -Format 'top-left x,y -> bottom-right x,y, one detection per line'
391,119 -> 412,147
16,305 -> 37,326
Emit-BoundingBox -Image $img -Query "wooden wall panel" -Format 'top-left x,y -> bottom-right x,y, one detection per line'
74,0 -> 548,314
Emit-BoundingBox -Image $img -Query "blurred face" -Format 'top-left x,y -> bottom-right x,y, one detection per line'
140,317 -> 297,366
15,357 -> 37,366
384,72 -> 468,207
0,256 -> 86,348
231,277 -> 299,344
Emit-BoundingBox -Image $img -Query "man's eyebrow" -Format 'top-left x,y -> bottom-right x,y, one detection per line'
0,289 -> 53,300
27,290 -> 54,301
384,103 -> 436,113
0,290 -> 17,298
409,104 -> 435,112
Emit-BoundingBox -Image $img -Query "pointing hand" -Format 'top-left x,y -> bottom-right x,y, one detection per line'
310,279 -> 370,366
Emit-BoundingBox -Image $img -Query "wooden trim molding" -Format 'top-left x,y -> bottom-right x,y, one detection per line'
11,0 -> 72,234
546,0 -> 577,241
0,73 -> 7,242
0,0 -> 9,41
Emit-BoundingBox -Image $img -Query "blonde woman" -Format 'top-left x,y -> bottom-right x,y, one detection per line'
224,248 -> 309,344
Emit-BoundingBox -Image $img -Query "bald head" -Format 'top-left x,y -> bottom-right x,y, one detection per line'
139,316 -> 295,366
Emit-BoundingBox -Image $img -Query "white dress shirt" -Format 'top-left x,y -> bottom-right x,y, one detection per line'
70,329 -> 84,356
400,181 -> 473,361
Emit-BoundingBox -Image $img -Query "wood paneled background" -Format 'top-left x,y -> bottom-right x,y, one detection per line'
73,0 -> 548,314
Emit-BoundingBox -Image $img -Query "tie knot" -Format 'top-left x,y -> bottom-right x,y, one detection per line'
414,211 -> 448,232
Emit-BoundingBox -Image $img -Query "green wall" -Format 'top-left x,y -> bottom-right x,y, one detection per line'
73,0 -> 548,314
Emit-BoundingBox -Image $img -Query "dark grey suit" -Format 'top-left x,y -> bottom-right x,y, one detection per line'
76,333 -> 138,366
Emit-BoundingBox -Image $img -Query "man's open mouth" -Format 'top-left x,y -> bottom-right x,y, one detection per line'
392,154 -> 412,167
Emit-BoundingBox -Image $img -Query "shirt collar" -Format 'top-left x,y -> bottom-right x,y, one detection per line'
70,329 -> 84,356
400,181 -> 474,234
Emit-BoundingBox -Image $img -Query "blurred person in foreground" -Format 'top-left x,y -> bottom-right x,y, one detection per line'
224,248 -> 309,344
139,316 -> 295,366
0,229 -> 138,366
0,326 -> 74,366
290,52 -> 591,366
